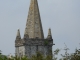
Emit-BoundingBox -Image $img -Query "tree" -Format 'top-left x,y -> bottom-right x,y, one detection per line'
70,49 -> 80,60
53,48 -> 60,60
60,43 -> 71,60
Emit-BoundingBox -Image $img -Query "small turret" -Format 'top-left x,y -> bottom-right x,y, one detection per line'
47,28 -> 52,39
16,29 -> 21,40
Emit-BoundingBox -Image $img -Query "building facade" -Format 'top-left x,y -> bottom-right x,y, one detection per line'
15,0 -> 54,58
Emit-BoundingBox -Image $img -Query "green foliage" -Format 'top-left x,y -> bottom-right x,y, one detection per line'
0,52 -> 53,60
54,49 -> 60,55
45,55 -> 52,60
30,52 -> 44,60
0,50 -> 2,55
0,55 -> 8,60
44,40 -> 48,45
70,49 -> 80,60
60,44 -> 80,60
1,43 -> 80,60
21,56 -> 29,60
53,48 -> 60,60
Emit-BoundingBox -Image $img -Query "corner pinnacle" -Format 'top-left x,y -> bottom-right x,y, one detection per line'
47,28 -> 52,39
16,29 -> 21,39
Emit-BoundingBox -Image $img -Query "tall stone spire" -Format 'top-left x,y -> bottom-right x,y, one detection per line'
25,0 -> 44,39
15,0 -> 54,58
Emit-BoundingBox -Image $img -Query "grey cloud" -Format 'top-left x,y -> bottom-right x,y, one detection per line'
0,0 -> 80,56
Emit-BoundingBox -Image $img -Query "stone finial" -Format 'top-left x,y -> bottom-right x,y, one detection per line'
16,29 -> 21,39
47,28 -> 52,39
48,28 -> 51,35
25,0 -> 44,39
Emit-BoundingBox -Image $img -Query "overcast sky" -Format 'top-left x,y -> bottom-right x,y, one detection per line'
0,0 -> 80,57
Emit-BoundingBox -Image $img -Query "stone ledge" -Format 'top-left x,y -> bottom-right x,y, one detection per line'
15,38 -> 53,47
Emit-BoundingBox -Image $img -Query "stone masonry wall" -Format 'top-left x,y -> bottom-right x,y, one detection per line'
15,38 -> 53,57
25,45 -> 52,57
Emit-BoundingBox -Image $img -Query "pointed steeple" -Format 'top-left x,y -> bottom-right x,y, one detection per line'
25,0 -> 44,39
47,28 -> 52,39
16,29 -> 21,39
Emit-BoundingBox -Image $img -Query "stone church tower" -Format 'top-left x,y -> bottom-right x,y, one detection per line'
15,0 -> 54,58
